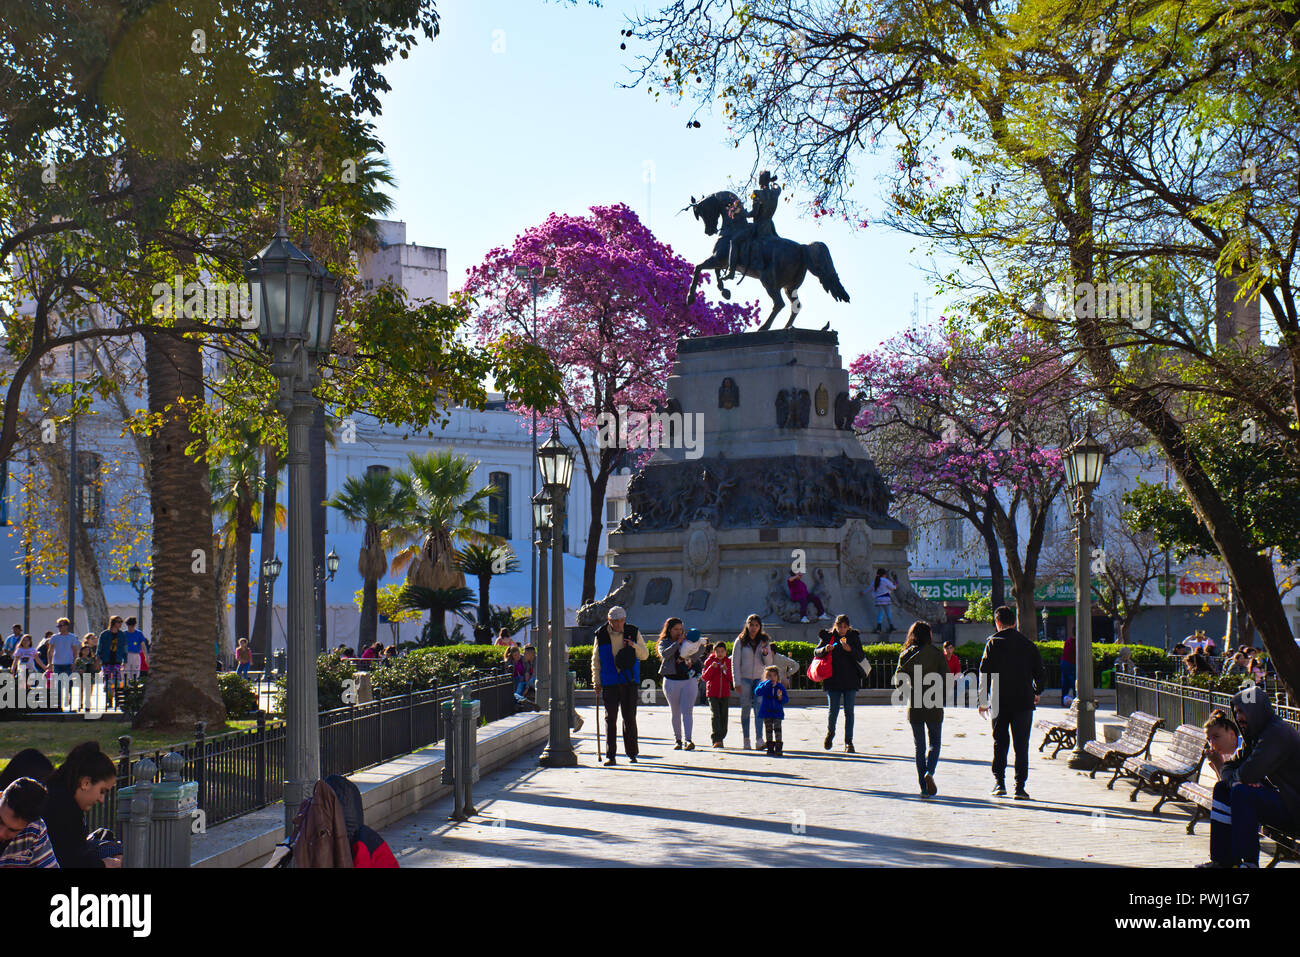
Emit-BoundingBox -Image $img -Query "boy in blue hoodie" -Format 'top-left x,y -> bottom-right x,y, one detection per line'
753,666 -> 789,756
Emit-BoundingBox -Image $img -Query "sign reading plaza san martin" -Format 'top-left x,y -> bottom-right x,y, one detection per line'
913,574 -> 1232,606
914,578 -> 1077,603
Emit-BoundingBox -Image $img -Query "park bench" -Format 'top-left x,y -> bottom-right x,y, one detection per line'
1036,698 -> 1079,759
1084,711 -> 1163,784
1176,781 -> 1300,866
1177,780 -> 1214,834
1262,825 -> 1300,867
1119,723 -> 1206,812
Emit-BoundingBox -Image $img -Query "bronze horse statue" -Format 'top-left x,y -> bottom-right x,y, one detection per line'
684,190 -> 850,330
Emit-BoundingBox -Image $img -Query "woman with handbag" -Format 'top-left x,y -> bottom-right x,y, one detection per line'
658,618 -> 707,750
814,615 -> 866,753
733,614 -> 775,751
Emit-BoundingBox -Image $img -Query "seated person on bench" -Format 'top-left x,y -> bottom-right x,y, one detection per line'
1198,689 -> 1300,868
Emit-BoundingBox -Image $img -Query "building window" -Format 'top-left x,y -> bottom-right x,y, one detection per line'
942,515 -> 962,551
606,499 -> 621,531
366,464 -> 390,477
488,471 -> 510,539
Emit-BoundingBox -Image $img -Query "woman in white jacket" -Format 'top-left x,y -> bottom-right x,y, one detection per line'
732,615 -> 775,750
659,618 -> 707,750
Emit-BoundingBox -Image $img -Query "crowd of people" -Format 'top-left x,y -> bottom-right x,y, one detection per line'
0,616 -> 150,712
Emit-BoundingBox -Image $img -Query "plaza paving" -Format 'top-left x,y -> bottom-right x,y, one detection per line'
381,702 -> 1296,867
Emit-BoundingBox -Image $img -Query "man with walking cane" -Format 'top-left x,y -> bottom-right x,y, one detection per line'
591,607 -> 647,767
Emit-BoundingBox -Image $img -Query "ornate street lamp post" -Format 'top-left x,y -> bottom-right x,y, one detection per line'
536,426 -> 577,767
1064,429 -> 1106,768
245,212 -> 340,832
262,553 -> 282,667
326,547 -> 340,582
128,563 -> 152,636
532,489 -> 552,710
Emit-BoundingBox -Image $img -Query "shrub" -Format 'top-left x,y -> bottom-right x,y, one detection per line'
217,672 -> 259,716
273,654 -> 356,714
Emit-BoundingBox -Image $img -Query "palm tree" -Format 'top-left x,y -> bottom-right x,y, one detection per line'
455,542 -> 521,628
211,436 -> 274,648
394,585 -> 477,646
389,450 -> 498,598
326,470 -> 411,650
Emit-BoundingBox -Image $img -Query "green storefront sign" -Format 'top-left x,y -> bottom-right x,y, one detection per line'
913,577 -> 1078,603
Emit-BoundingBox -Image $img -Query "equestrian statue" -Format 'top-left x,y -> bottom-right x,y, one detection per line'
684,170 -> 850,331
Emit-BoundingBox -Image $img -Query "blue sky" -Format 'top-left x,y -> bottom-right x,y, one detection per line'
366,0 -> 951,363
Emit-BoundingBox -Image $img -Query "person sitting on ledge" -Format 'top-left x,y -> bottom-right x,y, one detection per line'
787,570 -> 827,624
1198,690 -> 1300,868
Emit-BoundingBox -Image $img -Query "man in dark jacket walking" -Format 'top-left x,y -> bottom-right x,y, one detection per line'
590,607 -> 648,766
978,606 -> 1045,800
1200,686 -> 1300,867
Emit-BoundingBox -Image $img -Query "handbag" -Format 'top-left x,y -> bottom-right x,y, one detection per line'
807,651 -> 833,683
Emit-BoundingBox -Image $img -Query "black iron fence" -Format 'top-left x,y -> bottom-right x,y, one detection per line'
1115,672 -> 1300,733
88,668 -> 517,832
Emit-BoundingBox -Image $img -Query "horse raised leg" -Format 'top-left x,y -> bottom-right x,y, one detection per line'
785,287 -> 802,328
757,274 -> 786,331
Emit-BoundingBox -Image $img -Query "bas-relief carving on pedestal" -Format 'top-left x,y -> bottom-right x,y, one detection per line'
645,577 -> 673,606
619,455 -> 891,532
838,518 -> 873,591
762,566 -> 834,623
682,520 -> 719,590
718,377 -> 739,409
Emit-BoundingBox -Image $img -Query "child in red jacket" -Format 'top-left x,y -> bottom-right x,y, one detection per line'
701,642 -> 735,749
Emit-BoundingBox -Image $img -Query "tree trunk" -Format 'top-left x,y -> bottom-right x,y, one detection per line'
234,499 -> 253,643
477,570 -> 492,626
580,460 -> 616,605
135,329 -> 225,730
976,510 -> 1006,608
213,531 -> 237,656
359,577 -> 377,650
251,444 -> 278,666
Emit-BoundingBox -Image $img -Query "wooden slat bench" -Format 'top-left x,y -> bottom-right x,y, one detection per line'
1263,825 -> 1300,868
1177,780 -> 1214,834
1084,711 -> 1164,784
1120,723 -> 1206,812
1176,782 -> 1299,867
1036,698 -> 1079,759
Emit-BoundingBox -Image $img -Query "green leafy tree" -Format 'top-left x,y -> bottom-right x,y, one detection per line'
329,471 -> 413,649
625,0 -> 1300,691
395,585 -> 477,646
389,451 -> 497,599
455,543 -> 520,628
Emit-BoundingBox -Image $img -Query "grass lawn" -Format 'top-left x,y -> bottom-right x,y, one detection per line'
0,719 -> 259,773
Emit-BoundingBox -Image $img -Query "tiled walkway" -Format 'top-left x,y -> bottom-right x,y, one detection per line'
382,702 -> 1295,867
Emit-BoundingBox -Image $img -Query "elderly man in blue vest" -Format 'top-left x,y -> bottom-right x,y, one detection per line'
591,606 -> 648,767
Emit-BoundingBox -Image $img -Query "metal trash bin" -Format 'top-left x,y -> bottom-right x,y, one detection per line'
115,752 -> 198,868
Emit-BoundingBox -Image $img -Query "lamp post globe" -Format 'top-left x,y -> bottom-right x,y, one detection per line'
1064,429 -> 1106,769
538,427 -> 577,768
326,547 -> 340,581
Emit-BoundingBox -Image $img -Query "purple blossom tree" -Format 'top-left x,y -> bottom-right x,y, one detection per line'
851,325 -> 1088,632
466,203 -> 756,603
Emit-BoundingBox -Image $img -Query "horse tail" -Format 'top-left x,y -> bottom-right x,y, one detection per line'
804,242 -> 850,303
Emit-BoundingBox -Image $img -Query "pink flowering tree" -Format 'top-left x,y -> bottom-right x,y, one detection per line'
466,203 -> 757,603
850,326 -> 1090,632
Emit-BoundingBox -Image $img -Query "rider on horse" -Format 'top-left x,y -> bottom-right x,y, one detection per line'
726,170 -> 781,280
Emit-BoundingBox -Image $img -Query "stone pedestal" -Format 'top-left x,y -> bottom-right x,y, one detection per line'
601,329 -> 942,642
